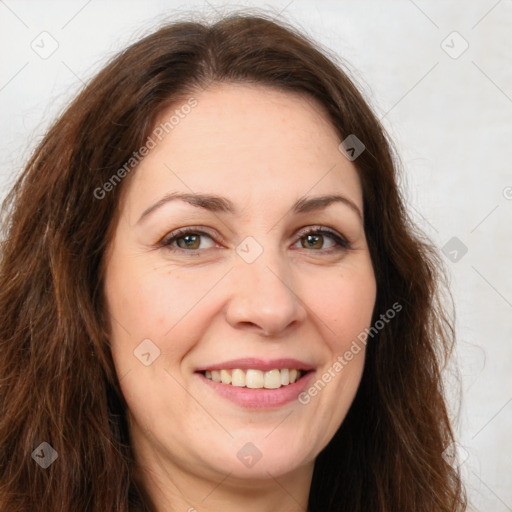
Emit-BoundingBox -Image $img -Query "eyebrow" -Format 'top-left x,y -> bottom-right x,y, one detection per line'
137,191 -> 363,224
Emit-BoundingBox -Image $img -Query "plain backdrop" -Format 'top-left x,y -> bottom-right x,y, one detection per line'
1,1 -> 511,510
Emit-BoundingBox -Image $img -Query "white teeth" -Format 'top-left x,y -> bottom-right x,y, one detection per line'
220,369 -> 232,385
202,368 -> 305,388
231,369 -> 245,387
245,369 -> 264,388
264,369 -> 281,389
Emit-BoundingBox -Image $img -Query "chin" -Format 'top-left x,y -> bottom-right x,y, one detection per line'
202,437 -> 314,480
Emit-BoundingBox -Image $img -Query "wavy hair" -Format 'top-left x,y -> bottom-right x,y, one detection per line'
0,11 -> 466,512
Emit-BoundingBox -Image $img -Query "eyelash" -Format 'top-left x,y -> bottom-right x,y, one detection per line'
158,225 -> 351,255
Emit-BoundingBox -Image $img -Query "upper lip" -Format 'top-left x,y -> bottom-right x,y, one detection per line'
195,358 -> 315,372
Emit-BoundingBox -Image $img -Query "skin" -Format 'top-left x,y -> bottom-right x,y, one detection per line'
103,83 -> 377,512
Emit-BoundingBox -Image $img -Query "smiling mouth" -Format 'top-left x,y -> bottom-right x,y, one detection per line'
199,368 -> 309,389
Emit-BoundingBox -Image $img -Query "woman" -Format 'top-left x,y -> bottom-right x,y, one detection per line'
0,11 -> 466,512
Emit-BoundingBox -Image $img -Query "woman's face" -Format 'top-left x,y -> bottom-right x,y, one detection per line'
104,83 -> 376,485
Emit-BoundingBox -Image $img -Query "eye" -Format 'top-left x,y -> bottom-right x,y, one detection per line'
293,227 -> 350,252
159,228 -> 217,252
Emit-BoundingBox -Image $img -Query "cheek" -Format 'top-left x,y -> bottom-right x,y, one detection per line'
105,257 -> 200,336
105,257 -> 229,374
305,263 -> 376,346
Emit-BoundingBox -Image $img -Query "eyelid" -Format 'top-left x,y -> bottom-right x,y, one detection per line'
295,224 -> 347,240
160,226 -> 224,247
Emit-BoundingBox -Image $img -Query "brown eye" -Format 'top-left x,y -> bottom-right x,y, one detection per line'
301,233 -> 326,249
295,228 -> 350,252
161,229 -> 216,252
176,234 -> 201,250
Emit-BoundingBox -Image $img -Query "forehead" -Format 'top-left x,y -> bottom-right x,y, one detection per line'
121,83 -> 363,217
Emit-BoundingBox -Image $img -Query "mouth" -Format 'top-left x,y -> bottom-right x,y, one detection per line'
194,358 -> 315,409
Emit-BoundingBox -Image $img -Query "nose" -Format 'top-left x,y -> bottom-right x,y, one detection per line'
225,249 -> 307,337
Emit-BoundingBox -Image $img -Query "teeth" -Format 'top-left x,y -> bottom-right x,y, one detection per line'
231,369 -> 245,387
202,368 -> 304,388
245,369 -> 264,388
220,369 -> 232,385
264,369 -> 281,389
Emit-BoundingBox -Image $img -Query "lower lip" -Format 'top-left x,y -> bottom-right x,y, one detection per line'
196,371 -> 315,409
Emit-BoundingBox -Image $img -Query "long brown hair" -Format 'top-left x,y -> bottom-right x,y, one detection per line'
0,11 -> 466,511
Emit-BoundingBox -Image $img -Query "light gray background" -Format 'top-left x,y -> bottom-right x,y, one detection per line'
1,1 -> 511,510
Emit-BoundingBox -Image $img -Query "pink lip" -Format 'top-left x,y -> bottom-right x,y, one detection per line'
195,357 -> 315,372
197,370 -> 316,409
